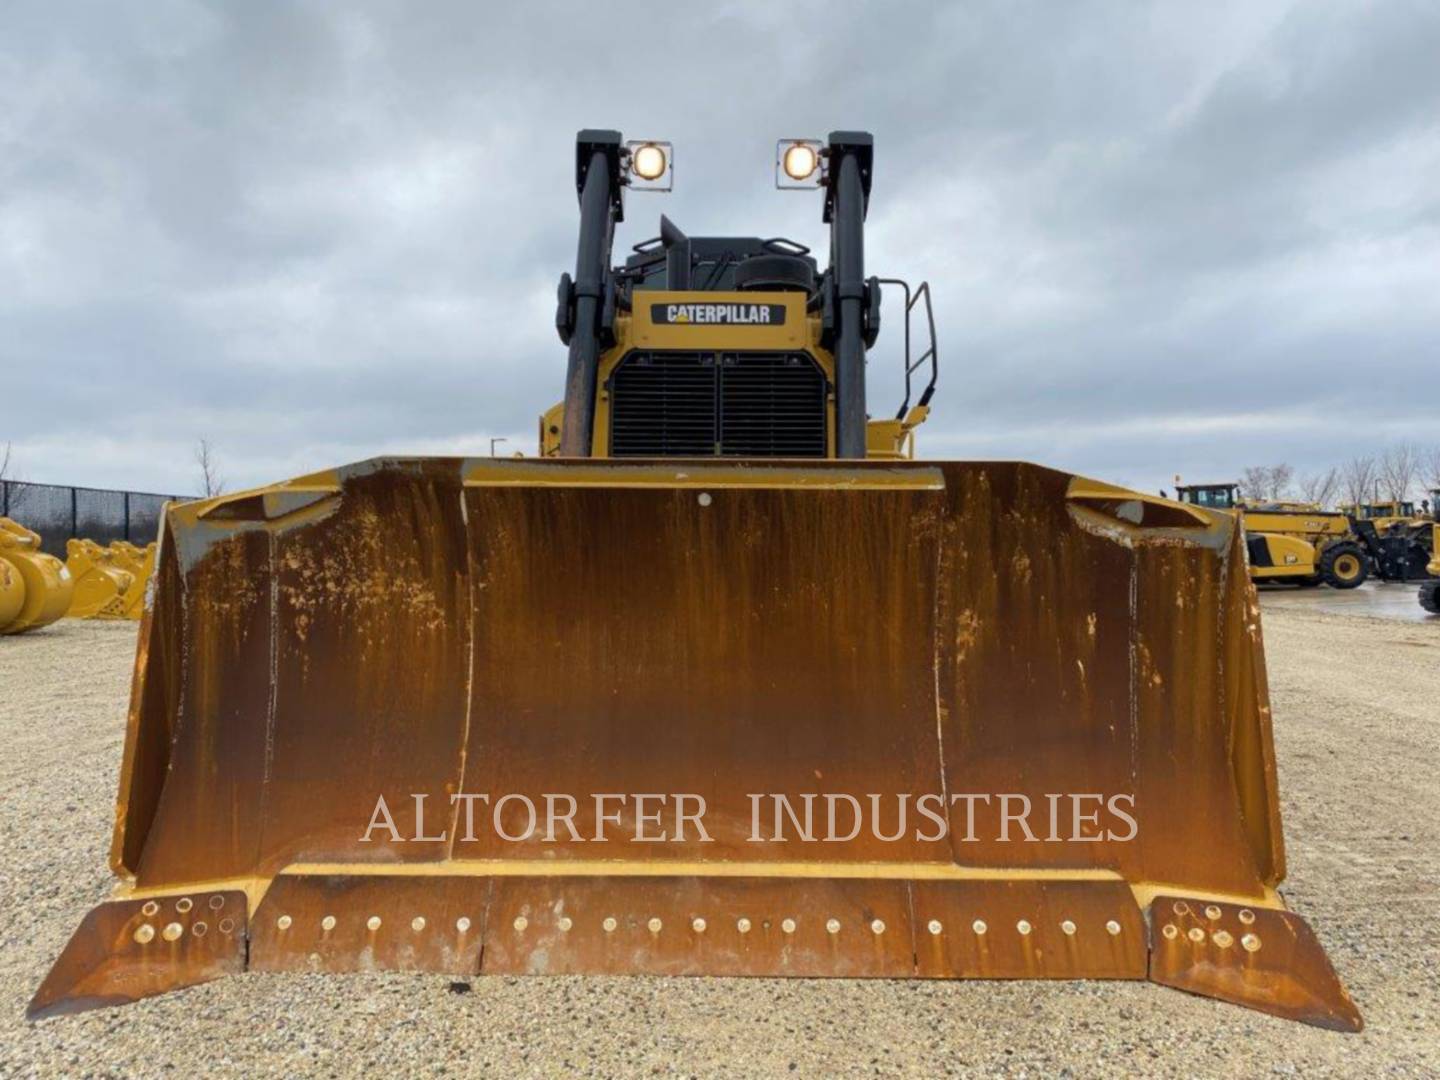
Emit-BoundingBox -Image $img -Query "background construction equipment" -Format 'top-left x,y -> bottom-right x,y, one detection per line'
1176,483 -> 1369,588
63,540 -> 135,620
0,518 -> 75,634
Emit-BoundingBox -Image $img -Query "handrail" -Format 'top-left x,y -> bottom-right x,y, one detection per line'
874,278 -> 938,419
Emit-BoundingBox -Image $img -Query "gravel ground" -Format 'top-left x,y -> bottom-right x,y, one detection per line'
1,609 -> 1436,1077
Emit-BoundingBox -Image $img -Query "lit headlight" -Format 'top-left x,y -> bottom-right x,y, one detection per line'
782,142 -> 818,181
775,138 -> 825,189
631,143 -> 668,181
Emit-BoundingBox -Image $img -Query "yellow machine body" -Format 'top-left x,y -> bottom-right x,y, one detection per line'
540,292 -> 930,461
64,540 -> 135,620
1244,532 -> 1320,579
0,556 -> 23,629
0,518 -> 75,634
1340,501 -> 1415,533
109,540 -> 156,620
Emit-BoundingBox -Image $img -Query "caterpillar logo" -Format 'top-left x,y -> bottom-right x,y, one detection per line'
652,302 -> 786,326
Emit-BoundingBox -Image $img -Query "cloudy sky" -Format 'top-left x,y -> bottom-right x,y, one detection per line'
3,1 -> 1438,498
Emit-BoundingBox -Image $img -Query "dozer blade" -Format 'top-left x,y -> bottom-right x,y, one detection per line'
30,458 -> 1360,1030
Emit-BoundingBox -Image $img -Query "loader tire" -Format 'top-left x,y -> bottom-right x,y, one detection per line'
1319,542 -> 1368,589
1421,581 -> 1440,615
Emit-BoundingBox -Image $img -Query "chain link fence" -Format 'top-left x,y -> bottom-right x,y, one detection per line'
1,481 -> 188,557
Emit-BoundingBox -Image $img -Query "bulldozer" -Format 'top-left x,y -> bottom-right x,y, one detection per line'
30,131 -> 1361,1031
0,517 -> 75,634
1175,483 -> 1368,588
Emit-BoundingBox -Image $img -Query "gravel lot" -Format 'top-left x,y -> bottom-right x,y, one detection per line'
1,606 -> 1436,1077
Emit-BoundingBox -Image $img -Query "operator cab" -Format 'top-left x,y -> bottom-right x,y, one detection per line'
1354,501 -> 1415,520
1176,483 -> 1239,511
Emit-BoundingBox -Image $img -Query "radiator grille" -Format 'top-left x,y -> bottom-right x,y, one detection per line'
609,352 -> 827,458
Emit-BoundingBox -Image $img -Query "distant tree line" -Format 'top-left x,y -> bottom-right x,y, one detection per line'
1239,442 -> 1440,510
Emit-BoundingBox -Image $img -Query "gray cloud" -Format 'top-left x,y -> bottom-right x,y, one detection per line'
2,1 -> 1438,497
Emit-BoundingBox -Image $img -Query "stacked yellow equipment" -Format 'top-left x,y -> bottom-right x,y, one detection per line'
0,518 -> 75,634
62,539 -> 157,621
64,540 -> 135,620
30,130 -> 1361,1031
106,540 -> 156,620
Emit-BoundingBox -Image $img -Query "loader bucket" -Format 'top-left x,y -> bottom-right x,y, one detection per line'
30,459 -> 1360,1030
0,517 -> 74,634
64,540 -> 135,620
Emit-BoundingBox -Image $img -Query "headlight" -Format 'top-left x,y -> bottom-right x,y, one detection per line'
631,143 -> 667,181
775,138 -> 825,189
625,140 -> 673,191
782,142 -> 818,181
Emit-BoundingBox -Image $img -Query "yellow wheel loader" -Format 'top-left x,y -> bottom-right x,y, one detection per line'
63,539 -> 135,620
31,131 -> 1360,1031
1340,500 -> 1415,534
1176,483 -> 1368,588
0,517 -> 74,634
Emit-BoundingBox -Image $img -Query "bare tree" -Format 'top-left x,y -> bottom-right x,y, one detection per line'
1296,467 -> 1339,508
1238,466 -> 1270,501
1239,464 -> 1294,501
1340,455 -> 1378,507
194,438 -> 226,498
1266,463 -> 1294,500
0,441 -> 29,516
1378,442 -> 1421,502
1427,445 -> 1440,489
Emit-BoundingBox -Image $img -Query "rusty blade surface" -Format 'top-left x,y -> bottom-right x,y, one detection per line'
27,891 -> 246,1020
250,875 -> 485,974
248,873 -> 1142,980
912,880 -> 1145,979
1148,894 -> 1364,1032
455,466 -> 946,865
481,875 -> 916,977
28,456 -> 1358,1026
110,458 -> 1280,893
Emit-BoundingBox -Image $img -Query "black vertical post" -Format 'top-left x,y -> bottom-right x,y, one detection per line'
124,491 -> 131,542
824,132 -> 874,459
71,486 -> 78,542
661,214 -> 692,289
2,480 -> 7,518
560,130 -> 623,457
